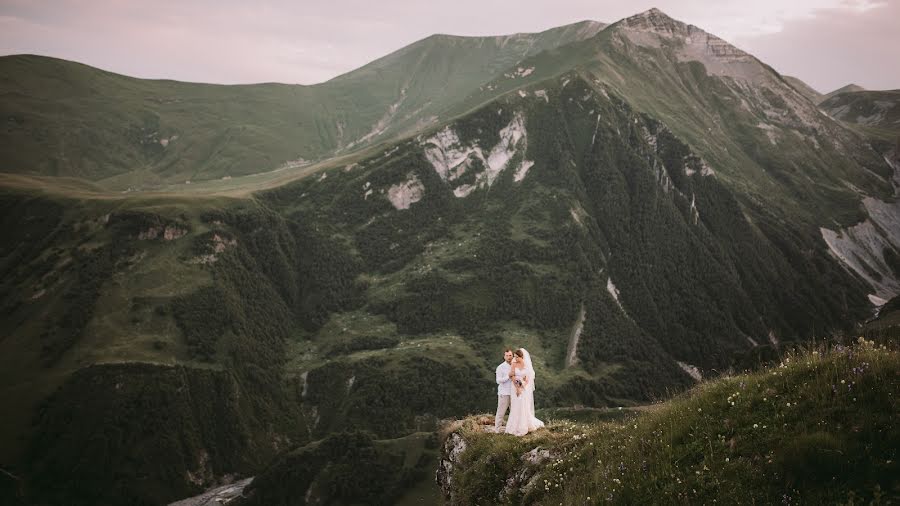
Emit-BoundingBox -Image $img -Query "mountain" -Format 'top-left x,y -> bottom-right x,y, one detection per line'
820,83 -> 867,103
820,88 -> 900,141
0,21 -> 604,188
1,8 -> 898,506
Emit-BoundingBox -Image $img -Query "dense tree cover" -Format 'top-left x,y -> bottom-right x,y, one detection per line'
305,356 -> 493,439
257,75 -> 875,390
322,334 -> 400,357
172,285 -> 230,360
24,362 -> 308,506
238,431 -> 436,506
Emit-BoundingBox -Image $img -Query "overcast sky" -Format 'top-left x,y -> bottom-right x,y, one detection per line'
1,0 -> 897,92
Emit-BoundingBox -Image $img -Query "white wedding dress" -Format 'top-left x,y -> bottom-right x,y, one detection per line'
505,349 -> 545,436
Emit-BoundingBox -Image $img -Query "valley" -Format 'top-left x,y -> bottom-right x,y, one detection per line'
1,7 -> 898,506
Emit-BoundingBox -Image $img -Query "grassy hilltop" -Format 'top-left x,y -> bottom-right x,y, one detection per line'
442,339 -> 899,504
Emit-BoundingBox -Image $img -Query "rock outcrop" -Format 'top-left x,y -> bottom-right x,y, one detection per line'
168,478 -> 253,506
436,420 -> 559,504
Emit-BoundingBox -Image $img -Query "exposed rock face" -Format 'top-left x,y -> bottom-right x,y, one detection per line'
677,361 -> 703,382
619,8 -> 761,82
138,225 -> 187,241
617,8 -> 837,136
437,425 -> 559,504
422,111 -> 533,197
436,432 -> 467,502
821,160 -> 900,302
168,477 -> 252,506
565,304 -> 586,368
190,233 -> 238,264
498,446 -> 558,502
387,173 -> 425,210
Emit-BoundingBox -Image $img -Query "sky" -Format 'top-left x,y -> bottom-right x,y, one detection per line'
0,0 -> 897,92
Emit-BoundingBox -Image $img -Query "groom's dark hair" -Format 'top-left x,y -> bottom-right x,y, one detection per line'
504,347 -> 513,353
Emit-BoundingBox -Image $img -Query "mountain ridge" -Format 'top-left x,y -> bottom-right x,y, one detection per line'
0,19 -> 608,186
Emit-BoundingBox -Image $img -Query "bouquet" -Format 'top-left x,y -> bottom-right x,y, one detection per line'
513,378 -> 524,396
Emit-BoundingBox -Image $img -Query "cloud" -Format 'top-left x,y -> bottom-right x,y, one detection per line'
732,1 -> 900,91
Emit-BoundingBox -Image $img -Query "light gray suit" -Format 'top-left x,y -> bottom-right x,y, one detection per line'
495,361 -> 512,429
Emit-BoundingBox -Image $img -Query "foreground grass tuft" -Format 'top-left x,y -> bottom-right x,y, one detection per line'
450,339 -> 899,504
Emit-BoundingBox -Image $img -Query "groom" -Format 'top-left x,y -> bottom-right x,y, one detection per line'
494,348 -> 514,430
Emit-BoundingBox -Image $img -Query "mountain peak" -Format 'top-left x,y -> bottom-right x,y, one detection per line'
620,7 -> 686,33
832,83 -> 867,94
638,7 -> 673,19
819,83 -> 868,104
612,7 -> 762,83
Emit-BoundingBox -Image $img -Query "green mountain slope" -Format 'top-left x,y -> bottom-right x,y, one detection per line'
431,8 -> 900,306
0,21 -> 604,188
820,83 -> 867,104
820,89 -> 900,142
427,9 -> 892,230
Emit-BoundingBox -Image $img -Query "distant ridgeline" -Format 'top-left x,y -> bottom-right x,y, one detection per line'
1,8 -> 899,506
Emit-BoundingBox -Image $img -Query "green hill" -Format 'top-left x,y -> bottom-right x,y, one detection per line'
820,83 -> 867,104
820,89 -> 900,143
0,21 -> 604,188
439,340 -> 899,504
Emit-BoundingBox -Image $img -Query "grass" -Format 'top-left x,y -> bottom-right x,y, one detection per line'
447,338 -> 899,504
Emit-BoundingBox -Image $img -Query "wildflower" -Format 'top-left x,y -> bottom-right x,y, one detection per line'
725,457 -> 730,462
753,423 -> 758,429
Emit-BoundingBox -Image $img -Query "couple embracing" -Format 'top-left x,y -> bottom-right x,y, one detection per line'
494,348 -> 545,436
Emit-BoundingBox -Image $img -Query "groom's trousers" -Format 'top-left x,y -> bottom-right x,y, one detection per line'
495,394 -> 511,429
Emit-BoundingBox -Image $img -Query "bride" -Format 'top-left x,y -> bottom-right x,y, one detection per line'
505,348 -> 545,436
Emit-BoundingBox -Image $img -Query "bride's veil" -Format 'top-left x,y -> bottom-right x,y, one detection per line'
520,348 -> 536,392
